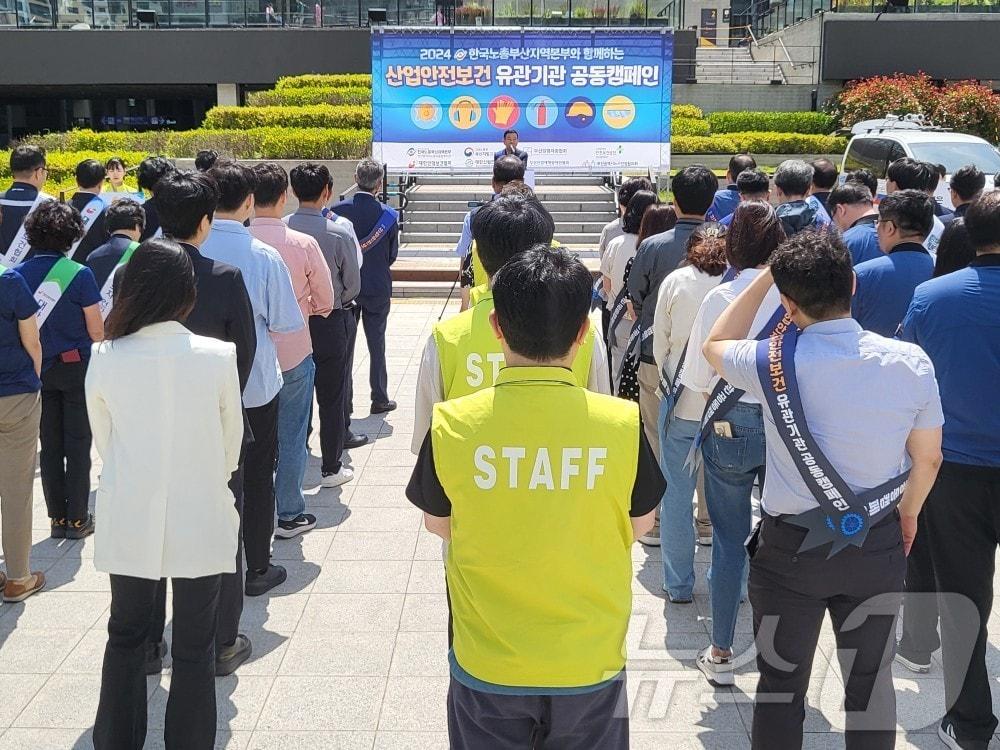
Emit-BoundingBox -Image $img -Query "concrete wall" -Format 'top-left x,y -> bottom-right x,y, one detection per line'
0,27 -> 698,89
822,13 -> 1000,81
753,13 -> 822,84
673,82 -> 840,112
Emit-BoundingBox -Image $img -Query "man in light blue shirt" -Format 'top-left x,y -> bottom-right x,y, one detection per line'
201,162 -> 304,598
704,230 -> 943,749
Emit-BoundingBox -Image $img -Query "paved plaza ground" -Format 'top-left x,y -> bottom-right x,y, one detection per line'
0,298 -> 998,749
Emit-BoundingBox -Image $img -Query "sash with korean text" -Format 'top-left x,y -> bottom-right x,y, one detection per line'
34,257 -> 85,329
98,241 -> 140,320
1,191 -> 53,267
67,196 -> 106,258
358,206 -> 398,253
756,322 -> 909,555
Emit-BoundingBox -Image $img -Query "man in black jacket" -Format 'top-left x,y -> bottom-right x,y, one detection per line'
136,156 -> 176,241
69,159 -> 109,263
145,170 -> 258,678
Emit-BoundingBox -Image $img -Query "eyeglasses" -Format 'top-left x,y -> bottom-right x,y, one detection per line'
874,218 -> 894,228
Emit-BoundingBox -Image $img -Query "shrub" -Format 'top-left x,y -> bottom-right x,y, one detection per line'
672,117 -> 711,137
932,82 -> 1000,144
827,73 -> 939,129
671,103 -> 704,120
672,135 -> 738,154
723,131 -> 847,154
247,86 -> 372,107
0,150 -> 150,193
707,111 -> 834,135
203,104 -> 371,130
275,74 -> 372,90
20,128 -> 371,161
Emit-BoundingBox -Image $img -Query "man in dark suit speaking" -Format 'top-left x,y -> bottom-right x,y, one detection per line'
494,129 -> 528,166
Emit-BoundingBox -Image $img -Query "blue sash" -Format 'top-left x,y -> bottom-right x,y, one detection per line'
686,305 -> 790,472
756,324 -> 909,555
720,266 -> 739,283
659,340 -> 687,402
358,206 -> 398,253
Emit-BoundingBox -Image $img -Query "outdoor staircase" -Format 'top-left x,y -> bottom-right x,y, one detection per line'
399,174 -> 617,249
390,173 -> 617,286
694,46 -> 785,84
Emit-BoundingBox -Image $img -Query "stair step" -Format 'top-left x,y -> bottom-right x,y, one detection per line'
404,199 -> 616,213
402,210 -> 616,223
402,231 -> 602,245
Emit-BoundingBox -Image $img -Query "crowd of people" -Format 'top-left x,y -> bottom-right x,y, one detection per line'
0,145 -> 398,748
0,142 -> 998,750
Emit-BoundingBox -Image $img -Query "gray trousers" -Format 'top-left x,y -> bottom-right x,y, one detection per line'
0,391 -> 41,580
447,673 -> 629,750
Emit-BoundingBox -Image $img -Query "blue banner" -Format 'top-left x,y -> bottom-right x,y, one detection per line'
371,27 -> 673,172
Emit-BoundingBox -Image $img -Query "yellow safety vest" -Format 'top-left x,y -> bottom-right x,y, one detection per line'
431,366 -> 639,688
470,238 -> 562,290
433,289 -> 595,399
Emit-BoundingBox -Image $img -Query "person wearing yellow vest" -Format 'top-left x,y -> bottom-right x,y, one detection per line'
407,247 -> 664,749
412,193 -> 610,454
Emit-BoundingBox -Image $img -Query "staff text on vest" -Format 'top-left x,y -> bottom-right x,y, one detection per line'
466,352 -> 505,387
473,446 -> 608,490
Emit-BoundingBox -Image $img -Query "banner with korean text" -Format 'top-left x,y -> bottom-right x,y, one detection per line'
371,27 -> 673,173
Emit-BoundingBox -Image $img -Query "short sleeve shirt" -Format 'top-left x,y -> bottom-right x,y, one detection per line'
0,268 -> 41,396
15,251 -> 102,371
720,318 -> 943,515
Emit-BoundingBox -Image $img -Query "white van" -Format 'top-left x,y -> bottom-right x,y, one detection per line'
840,115 -> 1000,209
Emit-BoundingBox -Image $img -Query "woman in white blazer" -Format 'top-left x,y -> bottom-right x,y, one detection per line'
87,238 -> 243,750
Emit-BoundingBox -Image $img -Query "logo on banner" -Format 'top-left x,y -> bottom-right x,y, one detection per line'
411,96 -> 443,130
565,97 -> 595,128
603,95 -> 636,129
449,96 -> 482,130
526,96 -> 557,130
487,95 -> 520,129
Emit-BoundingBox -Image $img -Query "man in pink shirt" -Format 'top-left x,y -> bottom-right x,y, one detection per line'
250,163 -> 336,532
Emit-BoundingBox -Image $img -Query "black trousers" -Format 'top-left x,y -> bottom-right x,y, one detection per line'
749,513 -> 905,750
924,461 -> 1000,743
149,458 -> 245,652
311,309 -> 355,474
39,359 -> 92,521
897,507 -> 940,662
94,573 -> 221,750
358,296 -> 390,405
447,674 -> 629,750
244,396 -> 278,572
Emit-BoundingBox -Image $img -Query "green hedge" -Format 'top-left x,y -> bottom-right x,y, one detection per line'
672,132 -> 846,154
20,129 -> 371,160
275,74 -> 372,90
707,111 -> 834,135
671,104 -> 704,120
672,117 -> 711,137
0,150 -> 150,193
203,104 -> 371,130
247,86 -> 372,107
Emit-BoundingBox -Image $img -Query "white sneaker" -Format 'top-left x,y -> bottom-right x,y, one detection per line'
696,646 -> 735,687
639,516 -> 661,546
321,467 -> 354,488
894,651 -> 931,674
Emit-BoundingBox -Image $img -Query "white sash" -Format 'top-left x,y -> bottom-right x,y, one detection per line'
98,241 -> 140,320
1,191 -> 53,267
67,195 -> 106,258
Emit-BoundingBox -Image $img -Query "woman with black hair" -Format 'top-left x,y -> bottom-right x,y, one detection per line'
14,199 -> 104,539
88,238 -> 242,750
600,189 -> 659,398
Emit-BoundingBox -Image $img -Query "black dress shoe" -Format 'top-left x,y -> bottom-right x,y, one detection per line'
344,431 -> 369,449
371,400 -> 397,415
245,564 -> 287,597
145,640 -> 167,675
215,634 -> 252,676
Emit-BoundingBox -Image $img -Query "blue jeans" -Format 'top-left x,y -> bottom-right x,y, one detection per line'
275,355 -> 315,522
701,401 -> 765,651
658,400 -> 700,601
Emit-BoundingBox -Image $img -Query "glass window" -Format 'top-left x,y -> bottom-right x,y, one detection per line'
909,141 -> 1000,175
845,137 -> 893,178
